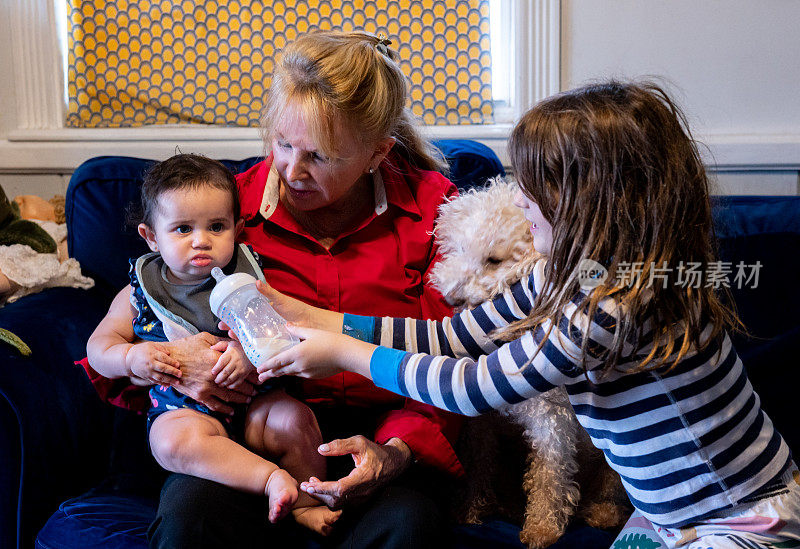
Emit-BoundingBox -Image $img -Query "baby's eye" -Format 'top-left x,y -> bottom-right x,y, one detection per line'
210,222 -> 225,233
175,225 -> 192,234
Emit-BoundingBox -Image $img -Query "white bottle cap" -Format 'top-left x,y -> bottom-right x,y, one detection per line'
209,267 -> 259,316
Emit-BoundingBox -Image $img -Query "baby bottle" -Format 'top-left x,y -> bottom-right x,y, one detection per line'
209,267 -> 298,368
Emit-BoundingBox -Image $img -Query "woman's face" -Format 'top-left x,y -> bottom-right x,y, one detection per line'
271,111 -> 382,213
513,188 -> 554,255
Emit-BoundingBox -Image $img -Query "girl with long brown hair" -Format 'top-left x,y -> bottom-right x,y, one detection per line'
250,81 -> 800,548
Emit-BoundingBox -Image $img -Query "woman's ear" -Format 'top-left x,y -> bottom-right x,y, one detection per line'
368,136 -> 397,171
138,223 -> 159,252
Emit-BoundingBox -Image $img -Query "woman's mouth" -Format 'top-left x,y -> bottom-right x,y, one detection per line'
286,185 -> 315,200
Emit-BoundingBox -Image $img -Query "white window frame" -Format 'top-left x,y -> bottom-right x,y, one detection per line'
1,0 -> 560,172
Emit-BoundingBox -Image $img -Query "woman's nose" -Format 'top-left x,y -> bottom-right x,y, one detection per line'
286,154 -> 306,182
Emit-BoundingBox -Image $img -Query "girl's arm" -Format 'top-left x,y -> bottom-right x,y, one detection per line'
264,269 -> 615,416
87,285 -> 181,386
256,269 -> 542,384
262,269 -> 578,413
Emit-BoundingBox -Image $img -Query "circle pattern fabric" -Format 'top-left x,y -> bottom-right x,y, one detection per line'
66,0 -> 494,127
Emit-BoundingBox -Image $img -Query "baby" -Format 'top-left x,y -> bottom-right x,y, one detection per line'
86,153 -> 339,535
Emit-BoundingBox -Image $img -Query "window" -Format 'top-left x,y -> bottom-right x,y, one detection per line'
64,1 -> 505,128
4,0 -> 559,169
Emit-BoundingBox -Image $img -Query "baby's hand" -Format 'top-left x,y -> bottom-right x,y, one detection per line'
125,341 -> 182,386
211,340 -> 254,388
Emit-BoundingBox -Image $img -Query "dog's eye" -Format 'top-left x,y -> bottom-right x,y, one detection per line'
487,257 -> 502,264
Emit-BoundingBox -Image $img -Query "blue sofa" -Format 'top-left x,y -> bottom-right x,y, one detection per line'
1,139 -> 797,549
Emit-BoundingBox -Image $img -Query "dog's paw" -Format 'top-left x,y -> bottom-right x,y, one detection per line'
519,522 -> 564,549
580,501 -> 630,529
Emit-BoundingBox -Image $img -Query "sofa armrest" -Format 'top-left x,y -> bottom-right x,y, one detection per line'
0,287 -> 115,549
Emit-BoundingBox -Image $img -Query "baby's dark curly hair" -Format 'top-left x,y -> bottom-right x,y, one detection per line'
135,153 -> 240,228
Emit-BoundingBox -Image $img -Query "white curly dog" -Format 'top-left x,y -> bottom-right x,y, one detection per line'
430,177 -> 630,548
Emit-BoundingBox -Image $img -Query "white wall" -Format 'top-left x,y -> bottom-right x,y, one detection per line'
561,0 -> 800,194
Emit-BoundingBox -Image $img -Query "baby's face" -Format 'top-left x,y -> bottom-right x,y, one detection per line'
140,186 -> 238,284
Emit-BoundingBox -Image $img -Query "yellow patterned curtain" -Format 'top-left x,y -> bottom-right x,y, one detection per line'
66,1 -> 493,128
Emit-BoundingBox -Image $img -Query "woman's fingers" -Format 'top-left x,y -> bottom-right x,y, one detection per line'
201,395 -> 235,415
317,436 -> 364,457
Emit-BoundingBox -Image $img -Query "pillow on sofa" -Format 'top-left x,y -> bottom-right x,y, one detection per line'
712,195 -> 800,454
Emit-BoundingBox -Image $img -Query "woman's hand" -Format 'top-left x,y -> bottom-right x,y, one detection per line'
256,324 -> 375,383
300,436 -> 413,509
163,332 -> 257,415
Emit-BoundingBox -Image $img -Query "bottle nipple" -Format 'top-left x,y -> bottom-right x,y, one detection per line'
211,267 -> 225,282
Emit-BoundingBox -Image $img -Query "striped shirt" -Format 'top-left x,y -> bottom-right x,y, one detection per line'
348,260 -> 793,528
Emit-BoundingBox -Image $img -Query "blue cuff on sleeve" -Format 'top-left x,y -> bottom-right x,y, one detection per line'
342,313 -> 376,342
370,346 -> 407,395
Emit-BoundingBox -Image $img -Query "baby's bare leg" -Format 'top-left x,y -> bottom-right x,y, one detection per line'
245,390 -> 341,535
149,408 -> 297,522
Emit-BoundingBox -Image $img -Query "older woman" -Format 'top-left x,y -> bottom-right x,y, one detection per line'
87,31 -> 464,548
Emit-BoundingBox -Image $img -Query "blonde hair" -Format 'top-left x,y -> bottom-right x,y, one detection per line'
505,80 -> 740,374
261,30 -> 446,172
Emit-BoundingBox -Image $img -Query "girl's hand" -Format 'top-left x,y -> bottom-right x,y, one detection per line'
256,324 -> 375,383
210,340 -> 254,388
254,281 -> 345,333
125,341 -> 182,386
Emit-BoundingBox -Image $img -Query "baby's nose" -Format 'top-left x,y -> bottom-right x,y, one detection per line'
193,232 -> 212,247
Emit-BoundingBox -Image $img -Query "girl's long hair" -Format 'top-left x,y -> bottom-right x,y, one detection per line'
505,80 -> 740,373
261,30 -> 446,173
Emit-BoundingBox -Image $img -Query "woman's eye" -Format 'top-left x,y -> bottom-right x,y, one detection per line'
310,152 -> 327,163
176,225 -> 191,234
278,141 -> 291,150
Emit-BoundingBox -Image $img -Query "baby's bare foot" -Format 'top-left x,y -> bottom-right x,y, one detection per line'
293,505 -> 342,536
265,469 -> 298,523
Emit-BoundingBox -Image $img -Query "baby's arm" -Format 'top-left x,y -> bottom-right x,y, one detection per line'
210,340 -> 254,388
87,285 -> 181,386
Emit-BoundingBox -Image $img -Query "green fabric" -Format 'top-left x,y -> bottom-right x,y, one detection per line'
0,327 -> 31,356
0,185 -> 57,254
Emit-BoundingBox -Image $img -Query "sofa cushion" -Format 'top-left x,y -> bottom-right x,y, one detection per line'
66,156 -> 264,300
712,196 -> 800,454
0,287 -> 115,549
36,491 -> 156,549
36,490 -> 613,549
434,139 -> 506,191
